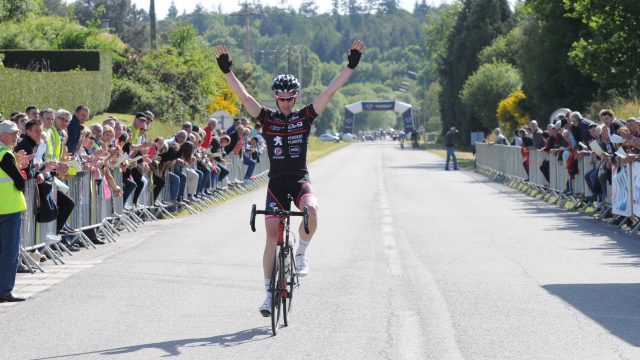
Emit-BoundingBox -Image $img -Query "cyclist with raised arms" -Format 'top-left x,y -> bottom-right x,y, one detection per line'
214,40 -> 365,316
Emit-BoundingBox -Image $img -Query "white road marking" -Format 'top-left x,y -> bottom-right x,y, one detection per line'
398,310 -> 425,359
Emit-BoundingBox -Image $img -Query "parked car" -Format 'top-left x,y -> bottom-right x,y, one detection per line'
342,133 -> 354,141
363,132 -> 374,141
319,133 -> 340,142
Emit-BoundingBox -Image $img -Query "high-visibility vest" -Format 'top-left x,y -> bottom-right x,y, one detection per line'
0,143 -> 27,215
49,126 -> 62,160
49,126 -> 77,175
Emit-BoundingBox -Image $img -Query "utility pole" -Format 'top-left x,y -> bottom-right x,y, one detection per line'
229,2 -> 262,62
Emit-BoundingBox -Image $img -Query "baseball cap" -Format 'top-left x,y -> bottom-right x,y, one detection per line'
0,120 -> 20,134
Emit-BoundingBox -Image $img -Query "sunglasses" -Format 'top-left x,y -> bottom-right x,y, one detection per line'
277,96 -> 296,102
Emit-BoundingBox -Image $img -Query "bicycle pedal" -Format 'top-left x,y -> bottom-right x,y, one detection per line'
260,309 -> 271,317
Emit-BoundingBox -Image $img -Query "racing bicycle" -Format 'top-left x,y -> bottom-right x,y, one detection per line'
250,195 -> 309,336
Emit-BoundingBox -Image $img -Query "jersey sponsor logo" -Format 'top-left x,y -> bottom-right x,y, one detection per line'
273,147 -> 284,158
269,202 -> 279,210
274,136 -> 283,146
289,146 -> 301,156
270,125 -> 283,131
288,121 -> 303,130
288,133 -> 304,145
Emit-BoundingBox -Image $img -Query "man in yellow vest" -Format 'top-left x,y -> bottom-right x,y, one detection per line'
0,121 -> 28,302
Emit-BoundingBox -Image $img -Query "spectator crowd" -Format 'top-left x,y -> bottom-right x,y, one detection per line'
0,105 -> 265,303
486,108 -> 639,209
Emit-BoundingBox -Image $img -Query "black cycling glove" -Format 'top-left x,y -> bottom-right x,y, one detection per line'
216,54 -> 232,74
347,49 -> 362,69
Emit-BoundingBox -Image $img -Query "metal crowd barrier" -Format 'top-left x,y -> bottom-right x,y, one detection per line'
19,179 -> 66,273
475,143 -> 637,231
18,146 -> 271,273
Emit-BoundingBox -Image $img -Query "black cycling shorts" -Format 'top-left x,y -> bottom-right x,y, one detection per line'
265,174 -> 314,217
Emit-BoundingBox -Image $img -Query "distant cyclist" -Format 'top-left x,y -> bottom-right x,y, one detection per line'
214,40 -> 365,316
399,130 -> 406,149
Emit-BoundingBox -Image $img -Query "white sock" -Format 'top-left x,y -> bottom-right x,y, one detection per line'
297,239 -> 310,256
264,279 -> 271,295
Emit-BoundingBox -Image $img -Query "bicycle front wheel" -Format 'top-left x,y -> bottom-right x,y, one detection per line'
270,246 -> 283,336
284,247 -> 297,321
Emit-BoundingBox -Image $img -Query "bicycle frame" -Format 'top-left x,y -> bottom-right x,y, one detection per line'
250,197 -> 309,335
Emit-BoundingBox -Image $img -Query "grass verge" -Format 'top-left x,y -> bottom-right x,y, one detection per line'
423,144 -> 476,170
307,137 -> 351,163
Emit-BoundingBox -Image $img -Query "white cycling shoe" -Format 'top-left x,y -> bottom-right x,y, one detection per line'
296,254 -> 309,277
259,295 -> 272,317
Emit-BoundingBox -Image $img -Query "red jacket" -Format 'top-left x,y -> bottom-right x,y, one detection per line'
201,127 -> 213,149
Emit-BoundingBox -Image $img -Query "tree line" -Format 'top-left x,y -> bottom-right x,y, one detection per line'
433,0 -> 640,146
2,0 -> 639,140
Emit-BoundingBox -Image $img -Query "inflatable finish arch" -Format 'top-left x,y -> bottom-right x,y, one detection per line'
342,100 -> 414,134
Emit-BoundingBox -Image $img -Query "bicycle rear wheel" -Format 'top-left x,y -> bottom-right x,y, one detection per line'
270,247 -> 283,335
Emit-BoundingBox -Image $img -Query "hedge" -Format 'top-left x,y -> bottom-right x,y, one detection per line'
0,50 -> 112,118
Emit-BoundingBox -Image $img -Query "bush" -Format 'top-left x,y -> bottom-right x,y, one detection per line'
0,50 -> 112,116
460,61 -> 522,130
497,89 -> 529,134
109,77 -> 188,121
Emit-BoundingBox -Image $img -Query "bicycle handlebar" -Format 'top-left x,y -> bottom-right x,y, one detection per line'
250,204 -> 310,234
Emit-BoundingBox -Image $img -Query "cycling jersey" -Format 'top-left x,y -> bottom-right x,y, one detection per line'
257,104 -> 318,179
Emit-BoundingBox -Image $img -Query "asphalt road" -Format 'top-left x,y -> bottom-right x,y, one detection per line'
2,141 -> 640,359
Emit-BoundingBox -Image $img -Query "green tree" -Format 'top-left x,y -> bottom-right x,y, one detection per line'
0,0 -> 38,22
167,0 -> 177,19
477,25 -> 524,67
518,0 -> 598,120
150,0 -> 156,49
42,0 -> 70,17
190,3 -> 207,35
460,61 -> 522,131
563,0 -> 640,91
377,0 -> 400,14
439,0 -> 513,142
299,1 -> 317,16
74,0 -> 149,49
425,82 -> 442,132
413,0 -> 430,18
423,2 -> 463,80
303,84 -> 347,134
